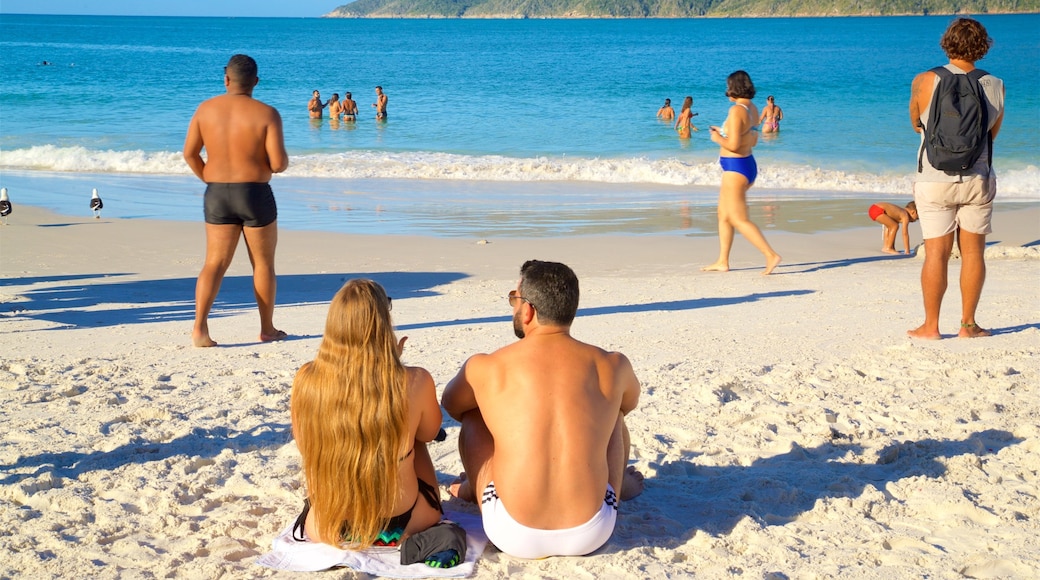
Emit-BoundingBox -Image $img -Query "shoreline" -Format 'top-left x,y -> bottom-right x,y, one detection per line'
2,170 -> 1037,239
3,204 -> 1039,280
2,204 -> 1038,578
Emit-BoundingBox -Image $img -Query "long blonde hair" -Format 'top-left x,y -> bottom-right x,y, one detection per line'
291,279 -> 408,548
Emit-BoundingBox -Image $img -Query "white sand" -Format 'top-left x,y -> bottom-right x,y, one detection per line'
1,205 -> 1038,579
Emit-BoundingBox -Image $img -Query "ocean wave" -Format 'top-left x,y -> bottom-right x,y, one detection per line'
0,145 -> 188,175
2,145 -> 1037,199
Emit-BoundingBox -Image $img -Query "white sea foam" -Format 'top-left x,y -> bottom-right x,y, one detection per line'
0,145 -> 188,175
2,145 -> 1037,200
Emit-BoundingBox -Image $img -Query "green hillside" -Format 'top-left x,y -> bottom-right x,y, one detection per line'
324,0 -> 1037,17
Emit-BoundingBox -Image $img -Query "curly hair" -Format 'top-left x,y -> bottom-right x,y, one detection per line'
725,70 -> 756,100
940,18 -> 992,62
291,279 -> 407,548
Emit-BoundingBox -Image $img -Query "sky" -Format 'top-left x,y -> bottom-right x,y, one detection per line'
0,0 -> 345,17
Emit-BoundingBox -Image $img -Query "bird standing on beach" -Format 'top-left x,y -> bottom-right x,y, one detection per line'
0,188 -> 11,225
90,188 -> 103,219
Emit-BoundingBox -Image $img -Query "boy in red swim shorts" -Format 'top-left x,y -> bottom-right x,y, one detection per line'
867,201 -> 919,255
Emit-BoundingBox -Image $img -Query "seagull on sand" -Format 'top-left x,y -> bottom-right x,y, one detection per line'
90,188 -> 103,219
0,188 -> 11,225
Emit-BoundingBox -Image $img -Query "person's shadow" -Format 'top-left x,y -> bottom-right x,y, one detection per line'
601,429 -> 1019,551
2,271 -> 467,332
0,423 -> 291,487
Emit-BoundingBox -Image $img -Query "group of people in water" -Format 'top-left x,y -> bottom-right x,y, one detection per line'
308,86 -> 388,121
657,93 -> 783,136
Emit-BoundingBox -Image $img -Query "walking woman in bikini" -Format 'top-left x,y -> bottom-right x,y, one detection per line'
702,71 -> 781,275
290,279 -> 444,549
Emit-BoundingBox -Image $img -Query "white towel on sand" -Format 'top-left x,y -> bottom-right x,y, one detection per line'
255,511 -> 487,578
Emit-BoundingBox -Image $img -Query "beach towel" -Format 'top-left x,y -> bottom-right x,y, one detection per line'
256,511 -> 487,578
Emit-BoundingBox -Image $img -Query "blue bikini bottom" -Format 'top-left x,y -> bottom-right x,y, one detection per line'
719,155 -> 757,184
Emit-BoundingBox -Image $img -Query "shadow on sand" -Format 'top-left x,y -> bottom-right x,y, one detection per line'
0,423 -> 292,486
597,429 -> 1021,551
3,271 -> 469,330
780,254 -> 913,275
397,290 -> 814,331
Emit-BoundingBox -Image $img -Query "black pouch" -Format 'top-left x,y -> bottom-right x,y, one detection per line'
400,520 -> 467,566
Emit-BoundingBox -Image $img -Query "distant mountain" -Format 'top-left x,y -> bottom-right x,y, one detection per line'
324,0 -> 1038,18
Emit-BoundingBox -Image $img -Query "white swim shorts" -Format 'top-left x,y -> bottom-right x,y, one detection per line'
480,481 -> 618,559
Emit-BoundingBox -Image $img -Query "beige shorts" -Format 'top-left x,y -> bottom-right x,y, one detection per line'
913,174 -> 995,239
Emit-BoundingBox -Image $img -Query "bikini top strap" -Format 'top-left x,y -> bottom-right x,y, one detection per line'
417,477 -> 444,514
291,498 -> 312,542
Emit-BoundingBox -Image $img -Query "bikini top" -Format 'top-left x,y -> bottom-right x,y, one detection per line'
735,103 -> 754,135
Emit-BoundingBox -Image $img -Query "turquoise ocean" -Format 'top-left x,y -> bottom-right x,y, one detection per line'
1,14 -> 1037,236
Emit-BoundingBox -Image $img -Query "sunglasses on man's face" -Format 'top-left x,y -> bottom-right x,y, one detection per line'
508,290 -> 533,309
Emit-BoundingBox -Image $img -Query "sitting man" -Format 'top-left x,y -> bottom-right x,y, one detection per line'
441,260 -> 643,559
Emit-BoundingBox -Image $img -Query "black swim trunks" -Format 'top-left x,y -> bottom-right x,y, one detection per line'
203,182 -> 277,227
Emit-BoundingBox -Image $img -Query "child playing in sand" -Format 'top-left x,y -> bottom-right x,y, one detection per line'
867,201 -> 918,254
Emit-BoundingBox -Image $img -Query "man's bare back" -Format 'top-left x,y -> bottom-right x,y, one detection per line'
657,99 -> 675,121
343,96 -> 358,119
457,333 -> 638,528
184,90 -> 287,183
443,261 -> 642,546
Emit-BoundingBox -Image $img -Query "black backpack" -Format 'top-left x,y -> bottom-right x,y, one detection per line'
918,66 -> 992,174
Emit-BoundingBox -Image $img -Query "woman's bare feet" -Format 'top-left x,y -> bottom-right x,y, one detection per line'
907,324 -> 941,340
763,253 -> 782,275
620,465 -> 645,501
260,329 -> 288,343
700,262 -> 729,272
881,248 -> 899,255
192,333 -> 217,348
959,323 -> 991,338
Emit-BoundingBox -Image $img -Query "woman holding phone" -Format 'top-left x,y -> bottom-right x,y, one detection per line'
701,70 -> 781,275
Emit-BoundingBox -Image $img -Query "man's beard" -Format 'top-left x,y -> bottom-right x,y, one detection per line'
513,309 -> 525,339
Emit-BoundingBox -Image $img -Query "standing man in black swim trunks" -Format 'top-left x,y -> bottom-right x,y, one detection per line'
183,54 -> 289,347
373,86 -> 388,120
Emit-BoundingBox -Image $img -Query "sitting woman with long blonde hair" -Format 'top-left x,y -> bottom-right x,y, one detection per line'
291,279 -> 444,549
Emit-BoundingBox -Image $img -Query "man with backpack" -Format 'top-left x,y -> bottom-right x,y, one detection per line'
907,18 -> 1005,340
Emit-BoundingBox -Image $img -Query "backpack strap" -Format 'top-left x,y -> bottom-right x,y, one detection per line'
967,68 -> 994,171
917,67 -> 951,173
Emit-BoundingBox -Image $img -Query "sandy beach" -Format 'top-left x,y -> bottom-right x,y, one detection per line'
2,203 -> 1038,579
